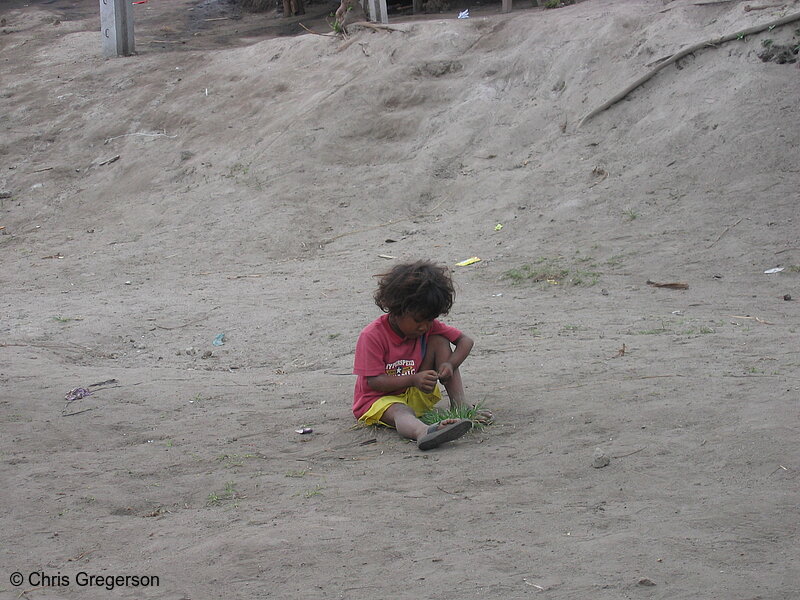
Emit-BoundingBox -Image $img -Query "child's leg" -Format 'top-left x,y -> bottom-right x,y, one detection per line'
381,402 -> 471,449
420,335 -> 467,407
381,403 -> 430,440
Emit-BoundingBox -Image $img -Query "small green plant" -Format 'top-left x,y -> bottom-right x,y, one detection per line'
503,262 -> 568,284
623,209 -> 639,221
53,315 -> 79,322
605,254 -> 625,268
328,15 -> 344,34
762,39 -> 774,48
285,469 -> 309,478
206,481 -> 239,507
420,404 -> 492,429
787,265 -> 800,273
503,258 -> 599,287
302,485 -> 324,498
218,453 -> 255,468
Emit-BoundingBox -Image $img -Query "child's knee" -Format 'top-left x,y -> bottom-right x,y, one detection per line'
427,334 -> 454,362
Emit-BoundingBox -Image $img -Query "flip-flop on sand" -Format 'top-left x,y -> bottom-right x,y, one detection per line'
417,419 -> 473,451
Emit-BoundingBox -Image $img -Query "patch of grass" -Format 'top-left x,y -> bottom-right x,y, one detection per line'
570,269 -> 600,286
285,469 -> 309,478
623,209 -> 639,221
420,404 -> 492,430
206,481 -> 240,507
502,257 -> 599,287
217,453 -> 256,468
637,327 -> 670,335
544,0 -> 575,7
302,485 -> 324,498
787,265 -> 800,273
53,315 -> 81,322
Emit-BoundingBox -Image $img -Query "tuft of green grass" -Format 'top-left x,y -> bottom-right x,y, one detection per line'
206,481 -> 239,507
502,257 -> 599,287
420,404 -> 493,430
302,485 -> 324,498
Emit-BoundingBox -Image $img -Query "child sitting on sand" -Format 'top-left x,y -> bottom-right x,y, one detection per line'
353,260 -> 476,450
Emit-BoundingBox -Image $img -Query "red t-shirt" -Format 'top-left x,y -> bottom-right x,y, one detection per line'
352,314 -> 463,419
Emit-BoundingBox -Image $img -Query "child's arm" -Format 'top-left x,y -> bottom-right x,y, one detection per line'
437,334 -> 473,382
367,370 -> 439,394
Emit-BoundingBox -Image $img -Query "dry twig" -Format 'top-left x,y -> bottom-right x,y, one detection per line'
647,279 -> 689,289
707,217 -> 743,248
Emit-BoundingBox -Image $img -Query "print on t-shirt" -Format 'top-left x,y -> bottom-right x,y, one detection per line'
387,359 -> 415,377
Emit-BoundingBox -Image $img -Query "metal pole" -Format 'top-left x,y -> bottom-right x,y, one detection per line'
100,0 -> 135,57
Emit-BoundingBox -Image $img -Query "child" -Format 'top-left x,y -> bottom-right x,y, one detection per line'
353,260 -> 475,450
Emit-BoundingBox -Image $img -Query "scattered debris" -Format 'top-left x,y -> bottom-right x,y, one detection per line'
764,267 -> 784,274
523,578 -> 544,590
784,294 -> 792,301
730,315 -> 774,325
62,379 -> 118,416
104,130 -> 177,144
592,447 -> 610,468
646,279 -> 689,290
295,427 -> 313,434
707,217 -> 743,248
378,254 -> 395,259
64,387 -> 92,402
588,166 -> 608,188
97,155 -> 120,166
212,333 -> 225,346
613,343 -> 627,358
745,4 -> 786,12
494,223 -> 504,231
613,447 -> 646,459
458,9 -> 470,18
455,256 -> 481,267
638,577 -> 656,587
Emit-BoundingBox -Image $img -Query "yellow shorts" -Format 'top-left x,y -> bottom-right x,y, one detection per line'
358,386 -> 442,427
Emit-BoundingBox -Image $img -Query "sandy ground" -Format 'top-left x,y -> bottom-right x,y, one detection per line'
2,0 -> 799,598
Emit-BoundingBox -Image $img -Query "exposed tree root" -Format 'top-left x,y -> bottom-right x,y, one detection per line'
579,11 -> 800,127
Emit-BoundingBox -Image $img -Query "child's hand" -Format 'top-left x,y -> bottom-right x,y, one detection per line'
437,361 -> 454,382
414,370 -> 439,393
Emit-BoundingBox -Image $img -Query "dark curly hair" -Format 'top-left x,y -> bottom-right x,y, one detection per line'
374,260 -> 455,320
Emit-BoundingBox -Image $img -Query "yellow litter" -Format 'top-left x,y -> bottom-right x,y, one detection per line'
455,257 -> 481,267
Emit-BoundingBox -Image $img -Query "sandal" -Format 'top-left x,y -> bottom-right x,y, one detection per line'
417,419 -> 472,451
